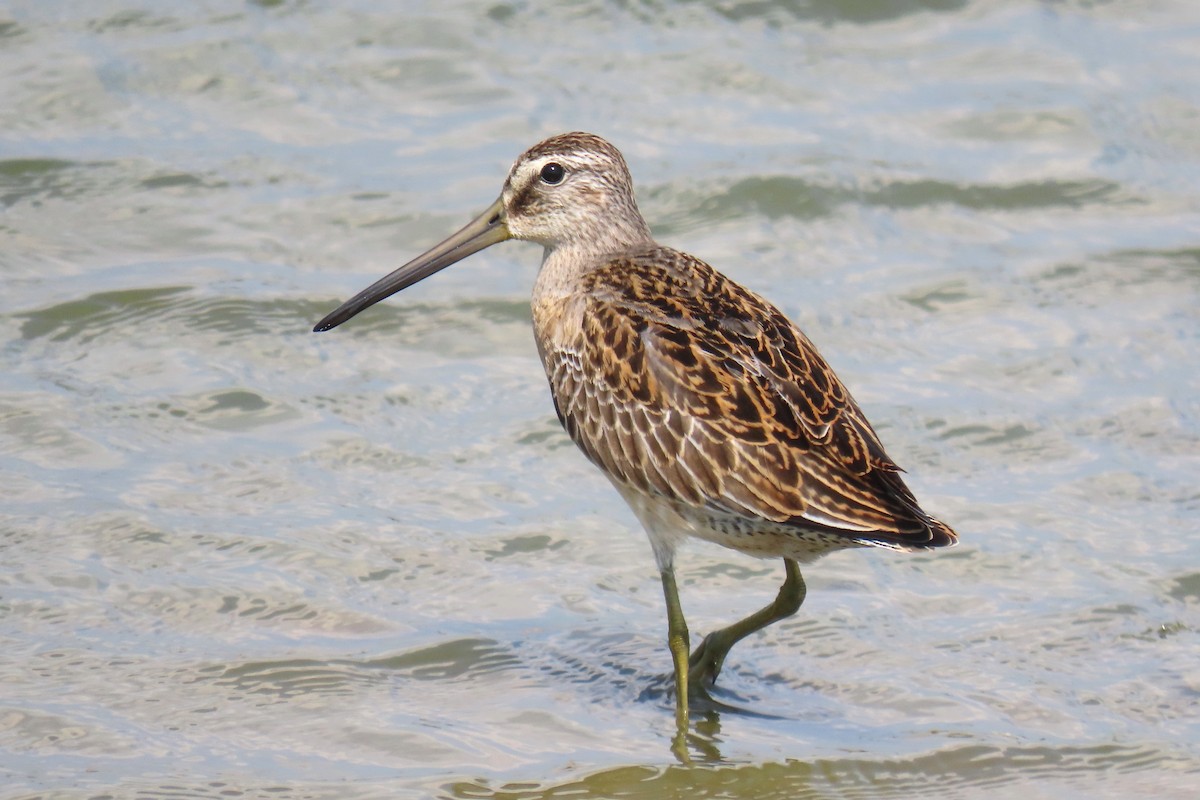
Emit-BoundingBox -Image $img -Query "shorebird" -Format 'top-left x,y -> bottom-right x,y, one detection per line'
314,132 -> 957,732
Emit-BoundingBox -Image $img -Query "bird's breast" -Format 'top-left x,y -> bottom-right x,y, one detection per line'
530,287 -> 588,360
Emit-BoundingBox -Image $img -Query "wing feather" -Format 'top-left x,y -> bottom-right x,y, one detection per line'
539,245 -> 954,549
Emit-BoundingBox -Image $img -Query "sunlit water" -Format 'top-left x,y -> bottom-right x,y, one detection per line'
2,2 -> 1198,798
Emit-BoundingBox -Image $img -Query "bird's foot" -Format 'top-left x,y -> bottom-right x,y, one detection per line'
686,632 -> 727,696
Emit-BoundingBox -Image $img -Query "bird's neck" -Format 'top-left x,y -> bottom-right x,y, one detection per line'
534,231 -> 651,294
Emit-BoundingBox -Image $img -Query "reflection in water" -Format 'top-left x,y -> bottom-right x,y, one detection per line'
445,740 -> 1192,799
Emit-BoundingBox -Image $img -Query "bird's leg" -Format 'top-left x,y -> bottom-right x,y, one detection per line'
688,558 -> 806,689
659,565 -> 690,731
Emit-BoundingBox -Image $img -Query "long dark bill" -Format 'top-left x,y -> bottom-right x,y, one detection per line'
313,197 -> 510,332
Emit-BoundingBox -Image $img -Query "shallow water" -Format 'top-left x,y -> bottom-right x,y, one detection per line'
2,1 -> 1198,798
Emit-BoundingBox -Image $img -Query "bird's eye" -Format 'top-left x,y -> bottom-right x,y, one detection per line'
539,162 -> 565,184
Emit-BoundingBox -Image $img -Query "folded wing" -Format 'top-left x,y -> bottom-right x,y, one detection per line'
542,246 -> 956,550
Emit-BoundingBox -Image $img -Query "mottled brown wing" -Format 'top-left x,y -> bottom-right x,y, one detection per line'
542,246 -> 953,548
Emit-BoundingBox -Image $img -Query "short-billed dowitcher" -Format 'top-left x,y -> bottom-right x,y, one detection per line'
314,132 -> 957,731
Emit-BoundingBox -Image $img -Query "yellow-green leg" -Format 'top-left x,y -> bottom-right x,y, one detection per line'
689,558 -> 806,689
659,566 -> 691,733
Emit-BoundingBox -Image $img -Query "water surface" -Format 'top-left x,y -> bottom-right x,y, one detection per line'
2,1 -> 1198,798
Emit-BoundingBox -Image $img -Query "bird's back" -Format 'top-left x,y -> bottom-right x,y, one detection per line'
532,244 -> 957,560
